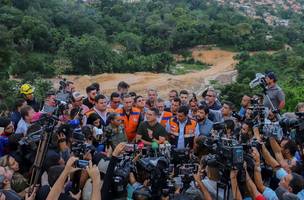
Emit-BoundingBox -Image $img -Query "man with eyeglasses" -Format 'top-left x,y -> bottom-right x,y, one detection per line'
134,95 -> 146,120
202,89 -> 222,111
156,98 -> 172,127
83,85 -> 97,109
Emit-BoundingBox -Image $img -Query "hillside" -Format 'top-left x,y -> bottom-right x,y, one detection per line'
0,0 -> 293,79
51,47 -> 237,97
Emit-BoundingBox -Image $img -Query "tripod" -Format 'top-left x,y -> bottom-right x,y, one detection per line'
29,116 -> 57,192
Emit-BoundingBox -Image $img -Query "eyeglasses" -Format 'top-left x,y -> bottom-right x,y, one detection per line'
112,101 -> 120,104
206,94 -> 214,97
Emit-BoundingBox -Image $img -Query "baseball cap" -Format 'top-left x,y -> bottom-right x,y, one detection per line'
72,92 -> 84,101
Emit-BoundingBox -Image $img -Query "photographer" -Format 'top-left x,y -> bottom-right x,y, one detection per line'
239,95 -> 251,118
101,143 -> 126,199
136,108 -> 167,145
46,156 -> 81,200
263,71 -> 285,111
0,117 -> 14,156
239,121 -> 253,144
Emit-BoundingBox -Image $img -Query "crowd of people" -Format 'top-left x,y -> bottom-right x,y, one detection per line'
0,71 -> 303,200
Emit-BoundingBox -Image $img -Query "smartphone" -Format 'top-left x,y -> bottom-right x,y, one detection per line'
75,160 -> 89,169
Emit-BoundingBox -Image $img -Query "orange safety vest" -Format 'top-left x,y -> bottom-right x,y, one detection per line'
160,111 -> 173,127
115,107 -> 141,141
168,117 -> 197,148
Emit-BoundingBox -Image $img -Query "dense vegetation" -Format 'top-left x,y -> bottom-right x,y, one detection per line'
0,0 -> 295,78
218,45 -> 304,112
1,0 -> 304,112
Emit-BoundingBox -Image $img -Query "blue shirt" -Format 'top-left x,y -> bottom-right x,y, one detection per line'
196,118 -> 213,137
10,111 -> 21,129
238,107 -> 246,118
0,136 -> 9,157
263,187 -> 279,200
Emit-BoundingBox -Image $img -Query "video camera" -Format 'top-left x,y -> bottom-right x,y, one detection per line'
249,73 -> 267,89
202,137 -> 244,170
280,112 -> 304,143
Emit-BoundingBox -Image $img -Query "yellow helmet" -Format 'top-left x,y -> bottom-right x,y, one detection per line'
20,84 -> 34,95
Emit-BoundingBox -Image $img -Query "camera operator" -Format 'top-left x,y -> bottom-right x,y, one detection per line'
239,95 -> 251,118
263,109 -> 283,141
222,119 -> 237,139
166,106 -> 198,149
0,117 -> 14,156
263,71 -> 285,111
136,108 -> 168,145
239,121 -> 254,144
101,143 -> 126,199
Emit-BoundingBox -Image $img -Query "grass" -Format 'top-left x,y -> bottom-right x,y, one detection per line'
170,62 -> 210,75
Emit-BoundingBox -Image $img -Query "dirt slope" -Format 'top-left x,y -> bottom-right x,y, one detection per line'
54,47 -> 238,97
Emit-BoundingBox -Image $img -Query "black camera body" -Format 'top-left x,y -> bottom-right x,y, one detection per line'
202,137 -> 244,170
280,112 -> 304,143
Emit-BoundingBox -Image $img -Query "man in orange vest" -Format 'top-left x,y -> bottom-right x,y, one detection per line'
166,106 -> 199,149
156,98 -> 172,127
115,94 -> 142,141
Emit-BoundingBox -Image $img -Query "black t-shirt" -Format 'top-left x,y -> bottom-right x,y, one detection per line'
137,121 -> 168,142
83,98 -> 94,109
